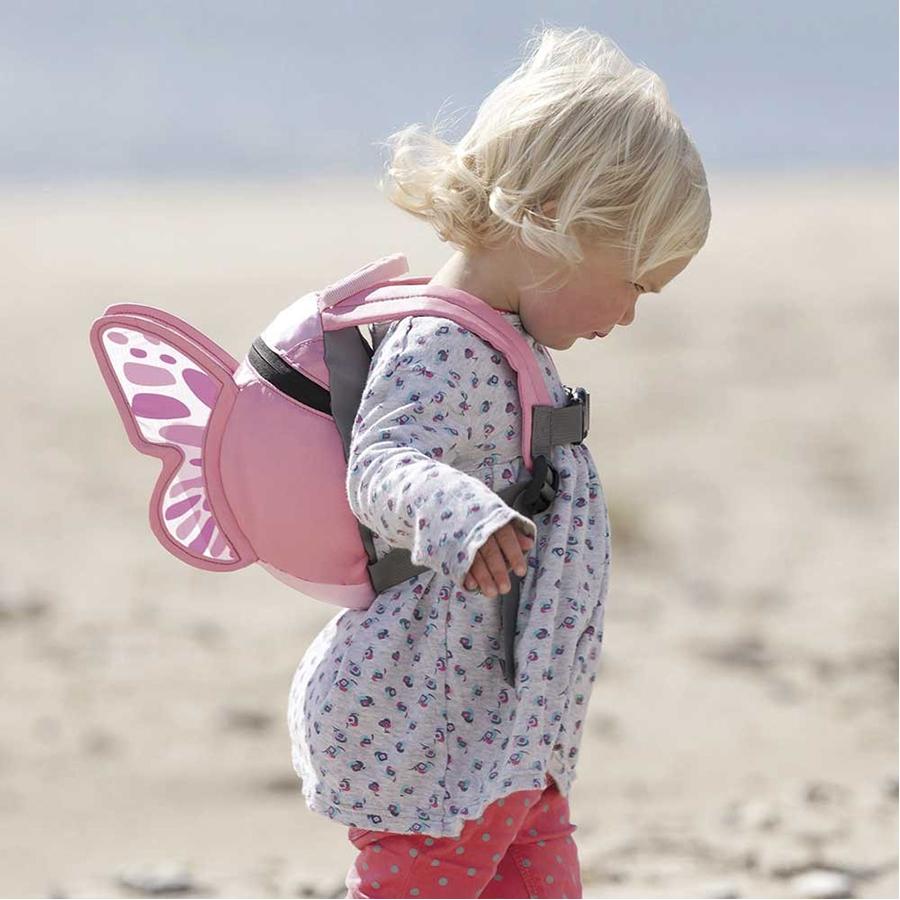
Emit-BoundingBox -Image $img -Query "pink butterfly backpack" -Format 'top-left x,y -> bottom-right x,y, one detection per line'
89,253 -> 590,686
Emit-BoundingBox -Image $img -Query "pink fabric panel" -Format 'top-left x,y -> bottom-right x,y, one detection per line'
317,253 -> 410,310
218,376 -> 372,587
259,291 -> 331,389
259,256 -> 415,390
259,562 -> 374,609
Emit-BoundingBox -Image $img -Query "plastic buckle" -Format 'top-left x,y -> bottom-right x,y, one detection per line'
521,454 -> 559,515
565,386 -> 590,442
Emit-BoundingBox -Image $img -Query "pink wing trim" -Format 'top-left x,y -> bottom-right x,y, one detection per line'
89,305 -> 256,572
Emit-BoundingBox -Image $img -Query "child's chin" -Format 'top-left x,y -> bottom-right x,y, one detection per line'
533,330 -> 577,350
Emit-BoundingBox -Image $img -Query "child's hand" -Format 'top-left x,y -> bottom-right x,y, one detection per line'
463,522 -> 535,598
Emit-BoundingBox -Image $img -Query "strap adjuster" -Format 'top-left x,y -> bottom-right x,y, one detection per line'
564,386 -> 590,443
520,454 -> 559,515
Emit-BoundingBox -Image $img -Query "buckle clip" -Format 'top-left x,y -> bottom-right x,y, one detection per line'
565,386 -> 590,442
521,454 -> 559,515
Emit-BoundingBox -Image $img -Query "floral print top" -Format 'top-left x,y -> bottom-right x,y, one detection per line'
287,309 -> 611,839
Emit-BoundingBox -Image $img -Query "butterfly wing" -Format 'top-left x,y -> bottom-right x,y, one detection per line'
89,306 -> 255,572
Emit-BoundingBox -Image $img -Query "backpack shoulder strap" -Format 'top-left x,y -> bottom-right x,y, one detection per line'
321,279 -> 555,472
316,253 -> 410,310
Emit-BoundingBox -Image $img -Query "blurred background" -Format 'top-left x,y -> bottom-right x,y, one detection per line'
0,1 -> 896,898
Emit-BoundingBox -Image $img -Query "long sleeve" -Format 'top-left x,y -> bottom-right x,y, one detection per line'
345,314 -> 537,590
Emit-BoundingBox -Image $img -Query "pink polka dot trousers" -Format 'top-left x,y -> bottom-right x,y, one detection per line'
344,775 -> 582,899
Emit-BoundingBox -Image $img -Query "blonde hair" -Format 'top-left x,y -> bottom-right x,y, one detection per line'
379,25 -> 710,287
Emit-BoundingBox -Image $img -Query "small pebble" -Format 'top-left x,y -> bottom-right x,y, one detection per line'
756,842 -> 822,878
116,862 -> 194,895
790,867 -> 855,899
293,878 -> 348,898
221,707 -> 273,732
802,780 -> 848,805
0,584 -> 50,622
81,728 -> 118,756
699,881 -> 742,899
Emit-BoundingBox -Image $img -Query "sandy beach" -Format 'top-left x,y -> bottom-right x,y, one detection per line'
0,170 -> 896,898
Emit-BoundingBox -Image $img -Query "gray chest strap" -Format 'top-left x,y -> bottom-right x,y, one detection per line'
365,389 -> 589,595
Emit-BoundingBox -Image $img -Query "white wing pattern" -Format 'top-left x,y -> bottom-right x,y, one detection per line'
96,321 -> 240,565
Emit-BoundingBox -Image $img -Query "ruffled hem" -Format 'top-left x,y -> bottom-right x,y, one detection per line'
293,761 -> 573,839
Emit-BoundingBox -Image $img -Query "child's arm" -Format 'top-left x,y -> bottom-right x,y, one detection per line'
346,315 -> 537,593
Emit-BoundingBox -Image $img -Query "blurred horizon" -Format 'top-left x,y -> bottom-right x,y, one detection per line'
2,0 -> 897,185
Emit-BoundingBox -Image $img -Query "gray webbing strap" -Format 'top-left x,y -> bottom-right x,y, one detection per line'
322,326 -> 382,568
366,480 -> 531,593
366,480 -> 534,688
365,397 -> 587,591
531,400 -> 588,461
497,486 -> 539,687
369,321 -> 392,354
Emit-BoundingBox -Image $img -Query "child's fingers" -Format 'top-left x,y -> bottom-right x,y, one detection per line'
463,525 -> 536,595
465,547 -> 499,596
495,524 -> 529,576
480,534 -> 516,595
517,528 -> 536,550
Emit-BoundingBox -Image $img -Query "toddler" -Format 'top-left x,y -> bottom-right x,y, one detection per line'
287,25 -> 710,899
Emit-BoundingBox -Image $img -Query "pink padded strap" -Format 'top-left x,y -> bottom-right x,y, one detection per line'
320,280 -> 553,472
317,254 -> 410,310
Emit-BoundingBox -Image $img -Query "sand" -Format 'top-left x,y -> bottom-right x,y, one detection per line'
0,169 -> 896,898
